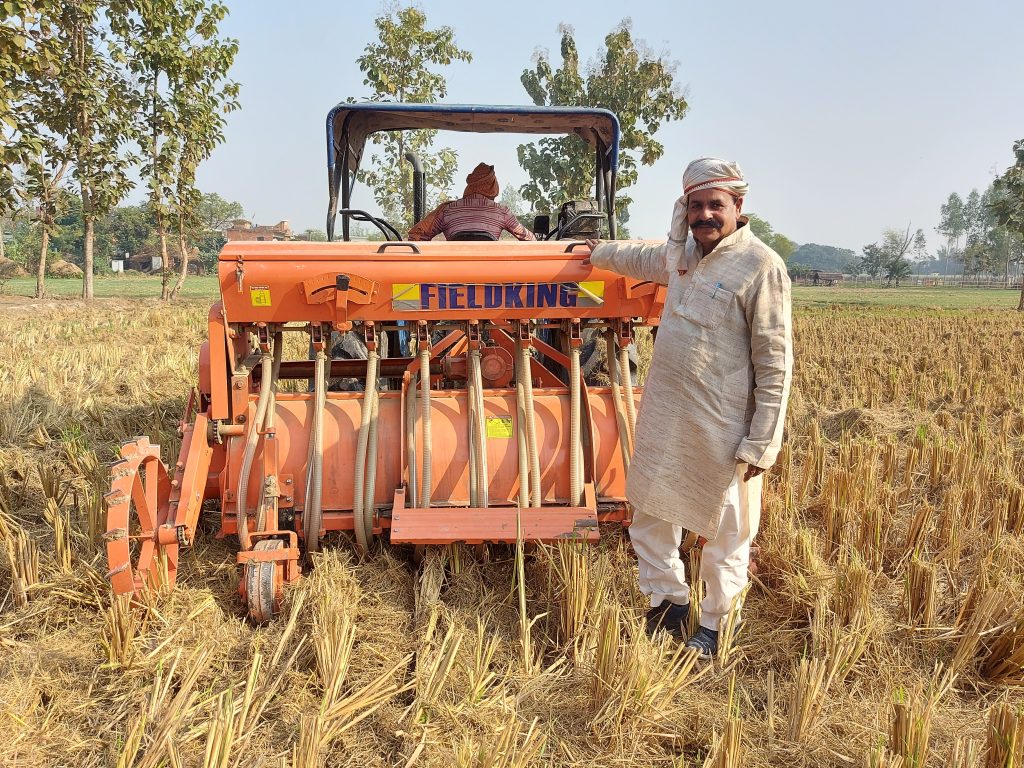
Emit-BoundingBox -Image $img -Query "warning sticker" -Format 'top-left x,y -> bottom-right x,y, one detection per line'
485,416 -> 514,439
250,286 -> 271,307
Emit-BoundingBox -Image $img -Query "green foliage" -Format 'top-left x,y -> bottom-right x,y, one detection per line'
0,3 -> 62,215
789,243 -> 858,273
933,192 -> 965,277
357,5 -> 471,232
299,228 -> 328,242
990,144 -> 1024,307
53,2 -> 139,295
196,192 -> 243,232
518,21 -> 688,229
746,214 -> 797,262
861,226 -> 925,285
106,203 -> 155,259
992,140 -> 1024,238
111,0 -> 239,298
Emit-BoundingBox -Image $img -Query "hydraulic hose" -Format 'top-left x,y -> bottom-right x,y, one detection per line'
620,345 -> 637,450
517,342 -> 542,507
305,349 -> 327,553
469,347 -> 488,508
362,389 -> 380,547
606,331 -> 632,473
353,349 -> 379,554
255,332 -> 283,532
569,344 -> 582,507
515,382 -> 530,508
419,344 -> 433,508
237,348 -> 274,548
405,372 -> 418,508
468,394 -> 478,509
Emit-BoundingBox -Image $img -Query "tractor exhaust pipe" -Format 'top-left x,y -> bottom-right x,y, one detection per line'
405,151 -> 425,224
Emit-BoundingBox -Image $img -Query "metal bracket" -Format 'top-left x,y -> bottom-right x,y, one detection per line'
467,320 -> 482,350
615,318 -> 634,348
256,324 -> 271,353
362,321 -> 377,352
309,323 -> 326,352
567,318 -> 583,349
515,319 -> 532,346
415,320 -> 430,349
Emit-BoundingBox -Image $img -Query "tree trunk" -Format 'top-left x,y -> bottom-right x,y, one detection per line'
0,220 -> 6,262
170,216 -> 188,299
159,223 -> 171,300
1018,281 -> 1024,312
82,214 -> 94,299
35,228 -> 48,299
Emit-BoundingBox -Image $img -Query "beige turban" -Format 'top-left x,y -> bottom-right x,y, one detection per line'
667,157 -> 748,267
464,163 -> 499,198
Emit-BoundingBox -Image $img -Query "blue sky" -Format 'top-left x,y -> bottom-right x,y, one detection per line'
194,0 -> 1024,253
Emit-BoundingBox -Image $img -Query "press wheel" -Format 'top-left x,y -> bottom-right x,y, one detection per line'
245,539 -> 284,623
105,437 -> 177,596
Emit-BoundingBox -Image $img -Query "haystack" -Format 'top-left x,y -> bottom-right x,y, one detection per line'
47,259 -> 84,278
0,257 -> 28,278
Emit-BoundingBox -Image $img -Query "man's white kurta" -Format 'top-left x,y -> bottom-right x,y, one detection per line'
591,223 -> 792,539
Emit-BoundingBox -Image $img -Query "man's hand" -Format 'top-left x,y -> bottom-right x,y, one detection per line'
742,463 -> 766,482
580,239 -> 602,266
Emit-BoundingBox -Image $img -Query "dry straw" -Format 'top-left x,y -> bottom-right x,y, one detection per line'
3,298 -> 1024,767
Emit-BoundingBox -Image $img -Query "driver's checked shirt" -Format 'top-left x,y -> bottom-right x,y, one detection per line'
407,194 -> 536,241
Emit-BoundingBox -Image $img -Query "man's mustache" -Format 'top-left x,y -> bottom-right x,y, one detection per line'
692,220 -> 719,229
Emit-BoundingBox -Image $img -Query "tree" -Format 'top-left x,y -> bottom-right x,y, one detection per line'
860,243 -> 887,281
862,225 -> 926,286
356,5 -> 471,232
0,4 -> 60,216
885,253 -> 913,287
937,192 -> 965,279
746,214 -> 797,263
3,3 -> 74,297
167,8 -> 238,299
790,243 -> 857,273
112,0 -> 238,300
54,2 -> 138,299
22,154 -> 72,296
299,228 -> 328,242
196,192 -> 243,232
106,202 -> 154,261
992,138 -> 1024,310
518,21 -> 688,231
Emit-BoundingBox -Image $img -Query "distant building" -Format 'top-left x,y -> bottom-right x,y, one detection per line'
225,219 -> 293,242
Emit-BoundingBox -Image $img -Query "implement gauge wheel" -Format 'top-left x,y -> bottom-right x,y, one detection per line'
104,437 -> 178,596
245,539 -> 284,623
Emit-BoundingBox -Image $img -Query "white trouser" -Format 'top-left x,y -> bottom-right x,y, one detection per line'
629,464 -> 762,632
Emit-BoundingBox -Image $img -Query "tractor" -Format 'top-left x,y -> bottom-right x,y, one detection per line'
105,103 -> 665,621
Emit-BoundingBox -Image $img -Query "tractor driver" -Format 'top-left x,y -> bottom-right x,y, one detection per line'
407,163 -> 536,242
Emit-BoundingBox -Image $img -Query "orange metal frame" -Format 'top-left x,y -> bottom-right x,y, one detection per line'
107,239 -> 666,605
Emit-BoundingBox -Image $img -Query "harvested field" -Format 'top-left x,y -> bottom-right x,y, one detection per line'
1,299 -> 1023,767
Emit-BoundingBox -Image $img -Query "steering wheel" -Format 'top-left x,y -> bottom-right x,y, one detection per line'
543,212 -> 608,241
336,209 -> 402,241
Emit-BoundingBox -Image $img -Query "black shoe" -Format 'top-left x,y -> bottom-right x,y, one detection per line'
685,625 -> 719,660
645,602 -> 689,640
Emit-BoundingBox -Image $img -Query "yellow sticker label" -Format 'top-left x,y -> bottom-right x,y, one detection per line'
250,286 -> 271,307
576,280 -> 605,302
485,416 -> 514,439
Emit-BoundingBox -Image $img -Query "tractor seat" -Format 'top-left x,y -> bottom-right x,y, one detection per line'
447,230 -> 498,241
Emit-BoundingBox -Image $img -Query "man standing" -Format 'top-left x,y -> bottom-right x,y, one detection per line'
408,163 -> 535,242
587,158 -> 792,659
